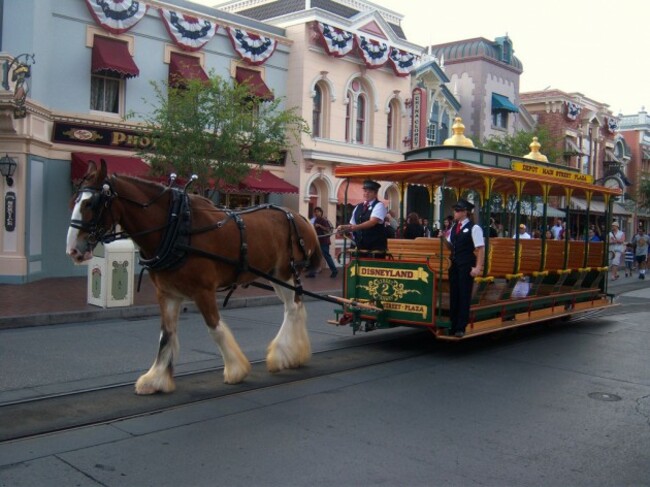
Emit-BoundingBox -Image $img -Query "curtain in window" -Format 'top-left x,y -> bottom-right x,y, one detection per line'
90,76 -> 119,113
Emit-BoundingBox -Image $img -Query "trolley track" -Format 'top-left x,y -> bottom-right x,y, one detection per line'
0,330 -> 438,443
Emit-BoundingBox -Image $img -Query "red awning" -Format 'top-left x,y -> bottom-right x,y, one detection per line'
71,152 -> 150,181
235,67 -> 274,101
92,36 -> 139,78
219,169 -> 297,194
169,52 -> 209,85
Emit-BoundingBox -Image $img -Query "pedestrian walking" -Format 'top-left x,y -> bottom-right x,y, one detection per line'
624,243 -> 635,277
632,227 -> 649,280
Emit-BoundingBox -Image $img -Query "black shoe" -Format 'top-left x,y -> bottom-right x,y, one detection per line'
305,273 -> 316,278
330,271 -> 338,278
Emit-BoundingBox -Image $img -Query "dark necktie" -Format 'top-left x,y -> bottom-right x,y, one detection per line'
362,201 -> 369,213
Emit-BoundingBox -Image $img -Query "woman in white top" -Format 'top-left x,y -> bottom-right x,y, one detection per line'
608,221 -> 625,280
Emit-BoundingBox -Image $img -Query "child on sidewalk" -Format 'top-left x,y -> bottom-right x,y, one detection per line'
624,243 -> 635,277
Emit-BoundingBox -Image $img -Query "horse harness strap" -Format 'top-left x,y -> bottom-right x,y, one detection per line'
139,188 -> 192,271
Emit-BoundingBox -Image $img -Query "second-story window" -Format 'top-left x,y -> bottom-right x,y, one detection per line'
492,111 -> 508,129
345,78 -> 370,144
90,36 -> 139,116
313,84 -> 322,138
91,74 -> 121,114
356,95 -> 366,144
427,101 -> 440,146
387,98 -> 400,149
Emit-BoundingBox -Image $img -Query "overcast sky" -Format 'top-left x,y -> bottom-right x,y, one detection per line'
192,0 -> 648,115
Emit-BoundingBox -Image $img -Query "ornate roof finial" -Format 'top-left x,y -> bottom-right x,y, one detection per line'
443,117 -> 475,147
523,137 -> 548,162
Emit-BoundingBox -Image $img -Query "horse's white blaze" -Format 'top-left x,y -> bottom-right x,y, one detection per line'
267,280 -> 311,372
209,320 -> 251,384
66,191 -> 92,262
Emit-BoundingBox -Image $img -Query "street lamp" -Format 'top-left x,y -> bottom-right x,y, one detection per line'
0,153 -> 17,186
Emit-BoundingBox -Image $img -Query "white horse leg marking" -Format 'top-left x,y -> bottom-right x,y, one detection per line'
266,279 -> 311,372
208,320 -> 251,384
135,298 -> 181,395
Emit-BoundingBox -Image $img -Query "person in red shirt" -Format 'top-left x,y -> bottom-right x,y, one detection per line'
307,207 -> 338,278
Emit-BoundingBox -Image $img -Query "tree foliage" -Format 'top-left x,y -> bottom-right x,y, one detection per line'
638,178 -> 650,210
477,127 -> 563,163
134,76 -> 309,193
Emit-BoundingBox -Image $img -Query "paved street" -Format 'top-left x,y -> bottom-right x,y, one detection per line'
1,285 -> 650,486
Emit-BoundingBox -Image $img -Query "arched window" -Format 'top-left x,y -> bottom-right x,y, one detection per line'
345,90 -> 352,142
387,98 -> 400,149
345,78 -> 371,145
312,84 -> 322,138
356,95 -> 366,144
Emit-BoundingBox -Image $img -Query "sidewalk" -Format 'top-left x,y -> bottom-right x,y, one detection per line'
0,270 -> 343,329
1,266 -> 647,329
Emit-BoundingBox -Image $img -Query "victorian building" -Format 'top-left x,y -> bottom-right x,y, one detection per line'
0,0 -> 295,283
519,89 -> 631,232
217,0 -> 460,237
619,107 -> 650,229
428,35 -> 535,142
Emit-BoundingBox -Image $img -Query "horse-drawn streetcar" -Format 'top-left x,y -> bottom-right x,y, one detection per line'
65,120 -> 621,395
332,121 -> 620,340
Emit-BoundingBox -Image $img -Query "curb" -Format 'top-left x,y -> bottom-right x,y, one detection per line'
0,289 -> 341,330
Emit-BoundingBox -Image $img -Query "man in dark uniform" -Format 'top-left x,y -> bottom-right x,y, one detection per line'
446,199 -> 485,337
337,179 -> 387,257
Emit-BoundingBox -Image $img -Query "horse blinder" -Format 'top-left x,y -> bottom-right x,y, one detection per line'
70,184 -> 117,246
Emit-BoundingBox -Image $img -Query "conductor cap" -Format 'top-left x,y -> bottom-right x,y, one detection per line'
453,198 -> 474,212
362,180 -> 380,191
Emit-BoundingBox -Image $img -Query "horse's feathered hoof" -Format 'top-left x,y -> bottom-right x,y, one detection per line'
223,361 -> 251,384
135,373 -> 176,395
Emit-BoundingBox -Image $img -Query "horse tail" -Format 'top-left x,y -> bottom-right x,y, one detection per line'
305,237 -> 323,274
298,218 -> 322,275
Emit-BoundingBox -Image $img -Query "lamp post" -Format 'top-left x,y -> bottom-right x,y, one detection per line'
0,153 -> 17,186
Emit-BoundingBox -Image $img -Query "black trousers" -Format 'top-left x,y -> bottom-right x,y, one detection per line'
449,263 -> 474,333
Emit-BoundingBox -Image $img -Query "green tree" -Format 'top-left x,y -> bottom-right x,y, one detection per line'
134,76 -> 309,193
477,127 -> 562,163
638,178 -> 650,210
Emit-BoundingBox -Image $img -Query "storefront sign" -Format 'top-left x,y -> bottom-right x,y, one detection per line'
410,87 -> 427,150
511,161 -> 594,184
52,122 -> 156,151
4,191 -> 16,232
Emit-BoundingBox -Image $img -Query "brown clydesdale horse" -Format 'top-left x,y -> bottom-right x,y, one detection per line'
66,160 -> 321,395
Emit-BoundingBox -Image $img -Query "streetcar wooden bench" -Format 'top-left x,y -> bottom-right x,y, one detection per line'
386,238 -> 450,275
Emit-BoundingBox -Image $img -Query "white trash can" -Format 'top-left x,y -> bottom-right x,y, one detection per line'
87,240 -> 135,308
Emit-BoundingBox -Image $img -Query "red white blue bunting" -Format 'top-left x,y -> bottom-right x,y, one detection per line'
227,27 -> 277,66
159,8 -> 218,52
356,36 -> 389,69
84,0 -> 148,35
607,117 -> 618,133
566,101 -> 581,121
316,22 -> 355,58
388,47 -> 416,77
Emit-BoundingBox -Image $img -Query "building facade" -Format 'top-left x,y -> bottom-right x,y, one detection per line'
0,0 -> 294,283
428,35 -> 534,142
619,108 -> 650,229
218,0 -> 461,233
520,89 -> 632,233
